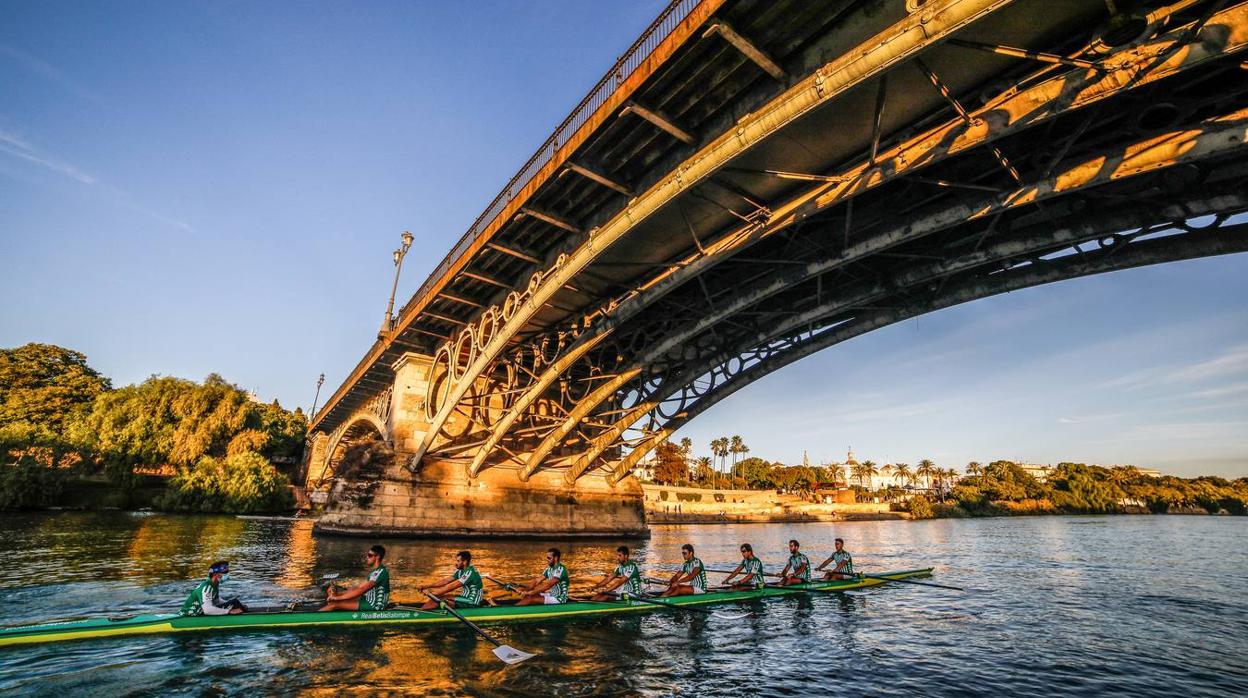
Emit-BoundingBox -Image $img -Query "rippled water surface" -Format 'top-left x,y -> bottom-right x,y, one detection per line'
0,512 -> 1245,696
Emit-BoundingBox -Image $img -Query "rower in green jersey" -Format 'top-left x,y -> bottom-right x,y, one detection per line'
660,543 -> 708,597
778,539 -> 811,586
319,545 -> 391,612
590,546 -> 645,601
420,550 -> 484,610
815,537 -> 855,580
516,547 -> 571,606
721,543 -> 766,590
180,561 -> 247,616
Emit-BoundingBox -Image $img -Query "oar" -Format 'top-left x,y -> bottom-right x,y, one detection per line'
239,573 -> 346,614
706,567 -> 964,592
421,591 -> 535,665
620,592 -> 749,620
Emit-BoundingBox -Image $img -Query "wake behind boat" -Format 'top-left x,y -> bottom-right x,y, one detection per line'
0,568 -> 934,648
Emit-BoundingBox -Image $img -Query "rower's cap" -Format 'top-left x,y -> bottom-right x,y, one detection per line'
209,561 -> 230,575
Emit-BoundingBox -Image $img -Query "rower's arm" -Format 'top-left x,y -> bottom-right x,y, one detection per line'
533,576 -> 558,593
815,556 -> 833,570
200,587 -> 231,616
333,578 -> 376,602
793,560 -> 808,576
723,562 -> 744,581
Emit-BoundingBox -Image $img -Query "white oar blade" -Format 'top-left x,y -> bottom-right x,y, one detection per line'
493,645 -> 535,664
716,612 -> 752,621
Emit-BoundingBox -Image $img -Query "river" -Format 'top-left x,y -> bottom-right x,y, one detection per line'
0,512 -> 1244,696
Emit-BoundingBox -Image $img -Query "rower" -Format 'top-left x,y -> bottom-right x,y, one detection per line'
181,561 -> 247,616
319,545 -> 391,612
815,538 -> 854,580
778,539 -> 811,586
589,546 -> 645,601
515,548 -> 570,606
660,543 -> 707,597
721,543 -> 766,591
419,550 -> 484,610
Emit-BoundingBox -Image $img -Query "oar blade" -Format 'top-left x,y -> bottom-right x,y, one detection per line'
493,644 -> 536,664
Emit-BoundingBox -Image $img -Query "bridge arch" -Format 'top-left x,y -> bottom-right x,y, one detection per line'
311,413 -> 389,490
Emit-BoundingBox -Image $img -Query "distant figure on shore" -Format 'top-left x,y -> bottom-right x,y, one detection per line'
660,543 -> 707,597
181,561 -> 247,615
778,539 -> 811,586
721,543 -> 766,590
515,548 -> 570,606
419,550 -> 483,610
816,538 -> 855,580
319,545 -> 390,612
589,546 -> 645,601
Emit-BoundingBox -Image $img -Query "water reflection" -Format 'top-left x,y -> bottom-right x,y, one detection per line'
0,512 -> 1245,696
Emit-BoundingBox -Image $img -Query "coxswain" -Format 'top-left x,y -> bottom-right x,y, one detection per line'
660,543 -> 707,597
721,543 -> 766,590
319,544 -> 391,612
419,550 -> 484,610
515,548 -> 570,606
815,538 -> 855,580
778,539 -> 811,586
181,561 -> 247,616
589,546 -> 645,601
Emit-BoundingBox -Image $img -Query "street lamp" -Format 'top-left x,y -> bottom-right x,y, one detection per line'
380,231 -> 415,336
309,373 -> 325,418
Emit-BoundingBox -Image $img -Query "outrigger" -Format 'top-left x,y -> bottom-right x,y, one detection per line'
0,568 -> 934,649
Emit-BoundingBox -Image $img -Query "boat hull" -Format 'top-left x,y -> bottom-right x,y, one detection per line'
0,568 -> 933,647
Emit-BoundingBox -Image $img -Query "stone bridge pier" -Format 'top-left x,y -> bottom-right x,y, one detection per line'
304,352 -> 648,539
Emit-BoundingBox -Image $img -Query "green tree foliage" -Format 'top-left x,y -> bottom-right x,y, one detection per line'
908,495 -> 935,519
69,374 -> 307,481
155,451 -> 294,513
732,456 -> 775,488
1047,462 -> 1124,513
0,343 -> 110,441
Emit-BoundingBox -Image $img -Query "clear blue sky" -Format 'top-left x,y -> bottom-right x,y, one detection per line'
2,2 -> 1245,478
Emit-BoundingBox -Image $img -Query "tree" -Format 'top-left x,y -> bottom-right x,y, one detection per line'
69,373 -> 306,482
916,459 -> 938,490
892,462 -> 912,488
729,435 -> 746,468
825,462 -> 845,486
693,456 -> 714,481
0,343 -> 111,441
966,462 -> 982,477
853,460 -> 879,489
732,456 -> 773,489
652,441 -> 688,484
156,450 -> 294,513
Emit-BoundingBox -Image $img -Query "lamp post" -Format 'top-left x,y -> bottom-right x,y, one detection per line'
309,373 -> 325,419
380,230 -> 415,336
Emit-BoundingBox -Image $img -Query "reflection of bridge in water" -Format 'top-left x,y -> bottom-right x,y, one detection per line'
303,0 -> 1248,538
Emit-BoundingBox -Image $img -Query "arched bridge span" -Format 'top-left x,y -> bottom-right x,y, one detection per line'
306,0 -> 1248,523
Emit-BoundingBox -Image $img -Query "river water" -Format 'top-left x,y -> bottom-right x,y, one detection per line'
0,512 -> 1244,696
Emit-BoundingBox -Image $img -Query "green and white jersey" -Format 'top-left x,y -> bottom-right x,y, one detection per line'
830,550 -> 854,574
741,557 -> 766,589
360,564 -> 390,611
453,565 -> 484,605
543,563 -> 570,603
682,557 -> 707,591
615,560 -> 644,595
180,578 -> 224,616
788,553 -> 811,582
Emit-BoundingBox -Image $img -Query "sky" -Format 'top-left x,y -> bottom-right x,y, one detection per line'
2,2 -> 1245,478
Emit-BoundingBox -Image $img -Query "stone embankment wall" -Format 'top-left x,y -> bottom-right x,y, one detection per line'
642,484 -> 902,524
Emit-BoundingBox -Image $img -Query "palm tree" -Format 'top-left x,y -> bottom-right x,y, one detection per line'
694,456 -> 713,481
966,461 -> 982,477
729,435 -> 745,468
892,462 -> 912,489
857,460 -> 879,489
916,459 -> 937,491
825,462 -> 845,486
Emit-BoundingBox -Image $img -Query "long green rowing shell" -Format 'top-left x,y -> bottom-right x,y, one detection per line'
0,568 -> 932,648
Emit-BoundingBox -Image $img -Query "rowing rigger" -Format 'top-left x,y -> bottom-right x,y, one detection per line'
0,568 -> 935,648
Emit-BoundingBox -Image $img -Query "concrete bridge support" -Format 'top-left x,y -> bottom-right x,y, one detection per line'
306,352 -> 647,538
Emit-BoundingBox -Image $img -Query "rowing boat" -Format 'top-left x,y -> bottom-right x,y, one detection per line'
0,567 -> 932,648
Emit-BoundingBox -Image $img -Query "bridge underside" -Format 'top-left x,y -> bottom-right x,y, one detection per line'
308,0 -> 1248,537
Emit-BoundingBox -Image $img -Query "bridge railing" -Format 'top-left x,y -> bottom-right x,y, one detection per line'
396,0 -> 702,323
